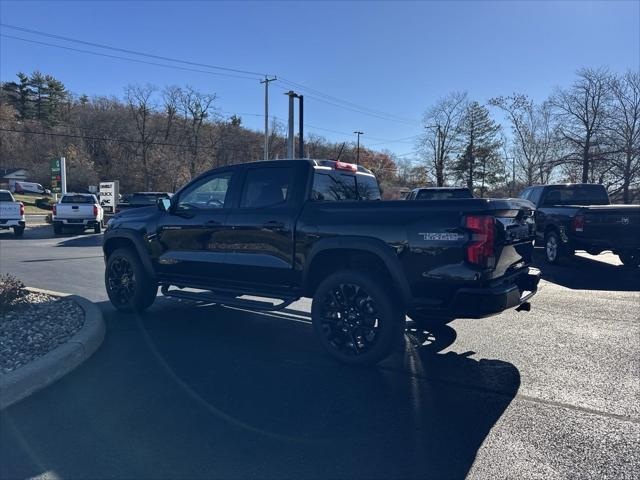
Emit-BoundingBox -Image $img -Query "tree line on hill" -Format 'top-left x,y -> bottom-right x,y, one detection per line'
0,72 -> 397,195
0,67 -> 638,202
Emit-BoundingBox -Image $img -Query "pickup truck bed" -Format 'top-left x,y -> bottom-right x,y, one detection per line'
104,159 -> 540,365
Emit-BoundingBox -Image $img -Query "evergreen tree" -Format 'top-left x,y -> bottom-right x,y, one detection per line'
451,102 -> 503,195
0,72 -> 33,119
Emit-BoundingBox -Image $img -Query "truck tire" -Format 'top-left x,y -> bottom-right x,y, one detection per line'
13,226 -> 25,236
94,222 -> 102,234
544,231 -> 562,265
53,223 -> 62,235
619,251 -> 640,268
105,248 -> 157,312
311,270 -> 404,366
406,310 -> 451,331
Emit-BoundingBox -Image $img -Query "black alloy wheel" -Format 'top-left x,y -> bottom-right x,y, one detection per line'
312,270 -> 403,365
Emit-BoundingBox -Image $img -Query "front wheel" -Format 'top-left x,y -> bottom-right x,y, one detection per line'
619,251 -> 640,268
545,231 -> 562,265
311,270 -> 404,366
105,248 -> 157,312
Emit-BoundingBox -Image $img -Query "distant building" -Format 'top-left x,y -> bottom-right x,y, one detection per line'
0,168 -> 29,190
1,168 -> 29,181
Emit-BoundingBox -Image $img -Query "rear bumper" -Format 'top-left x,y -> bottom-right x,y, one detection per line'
451,267 -> 540,318
0,219 -> 25,229
409,267 -> 541,319
54,218 -> 99,227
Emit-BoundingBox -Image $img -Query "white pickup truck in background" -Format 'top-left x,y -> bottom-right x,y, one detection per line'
52,193 -> 104,234
0,189 -> 26,236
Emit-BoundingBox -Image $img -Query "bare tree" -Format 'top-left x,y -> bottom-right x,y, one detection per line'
125,84 -> 158,190
550,67 -> 612,183
607,71 -> 640,203
418,91 -> 467,186
178,86 -> 217,179
490,94 -> 559,186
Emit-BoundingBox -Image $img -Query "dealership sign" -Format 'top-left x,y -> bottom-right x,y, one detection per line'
50,158 -> 63,194
99,181 -> 119,214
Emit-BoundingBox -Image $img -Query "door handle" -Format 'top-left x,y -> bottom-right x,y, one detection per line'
262,221 -> 285,230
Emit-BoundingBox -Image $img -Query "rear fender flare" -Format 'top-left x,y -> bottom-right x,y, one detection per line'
303,236 -> 411,304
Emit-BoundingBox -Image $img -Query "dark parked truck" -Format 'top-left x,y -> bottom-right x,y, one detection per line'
103,159 -> 540,365
520,184 -> 640,267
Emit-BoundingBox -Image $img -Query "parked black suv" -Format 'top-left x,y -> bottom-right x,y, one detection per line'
104,159 -> 540,365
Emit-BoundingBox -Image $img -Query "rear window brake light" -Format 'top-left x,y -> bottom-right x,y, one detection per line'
335,161 -> 358,172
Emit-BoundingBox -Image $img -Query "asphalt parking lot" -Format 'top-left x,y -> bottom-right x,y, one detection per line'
1,225 -> 639,479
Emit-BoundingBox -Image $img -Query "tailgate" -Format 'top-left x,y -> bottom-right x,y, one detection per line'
489,199 -> 536,279
0,202 -> 21,220
582,206 -> 640,247
57,204 -> 95,219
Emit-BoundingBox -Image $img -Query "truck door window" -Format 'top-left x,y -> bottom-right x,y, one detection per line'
311,173 -> 357,201
177,172 -> 232,210
240,167 -> 293,208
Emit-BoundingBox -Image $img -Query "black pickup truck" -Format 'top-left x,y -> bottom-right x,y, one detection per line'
103,159 -> 540,365
520,183 -> 640,267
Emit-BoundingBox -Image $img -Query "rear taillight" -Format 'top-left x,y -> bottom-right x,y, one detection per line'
52,204 -> 57,216
93,205 -> 98,217
572,214 -> 585,232
19,202 -> 24,216
465,215 -> 495,268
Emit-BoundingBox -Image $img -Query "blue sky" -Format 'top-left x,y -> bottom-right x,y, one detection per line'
0,0 -> 638,157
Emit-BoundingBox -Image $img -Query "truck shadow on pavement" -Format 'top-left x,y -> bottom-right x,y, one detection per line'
1,298 -> 521,480
533,250 -> 640,292
54,234 -> 104,247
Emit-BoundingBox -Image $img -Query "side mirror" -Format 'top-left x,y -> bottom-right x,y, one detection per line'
158,197 -> 172,212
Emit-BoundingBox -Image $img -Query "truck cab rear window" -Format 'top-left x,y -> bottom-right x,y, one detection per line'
0,192 -> 13,202
61,195 -> 94,204
312,172 -> 380,201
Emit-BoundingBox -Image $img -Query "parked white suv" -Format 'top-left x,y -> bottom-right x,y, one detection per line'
52,193 -> 104,234
0,189 -> 25,236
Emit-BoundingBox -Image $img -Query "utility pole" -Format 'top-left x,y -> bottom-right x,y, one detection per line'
298,95 -> 304,159
260,76 -> 276,160
285,90 -> 297,159
354,131 -> 364,164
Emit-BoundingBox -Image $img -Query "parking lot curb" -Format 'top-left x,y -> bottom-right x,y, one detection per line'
0,288 -> 105,410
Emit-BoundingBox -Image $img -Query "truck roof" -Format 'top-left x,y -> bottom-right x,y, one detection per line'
223,159 -> 374,176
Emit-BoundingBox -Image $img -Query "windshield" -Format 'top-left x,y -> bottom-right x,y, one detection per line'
122,193 -> 169,205
416,189 -> 473,200
543,185 -> 610,206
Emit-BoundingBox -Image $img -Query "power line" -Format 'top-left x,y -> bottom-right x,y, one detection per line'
0,34 -> 260,82
1,24 -> 424,150
0,23 -> 266,78
278,76 -> 419,125
1,23 -> 420,127
0,126 -> 250,152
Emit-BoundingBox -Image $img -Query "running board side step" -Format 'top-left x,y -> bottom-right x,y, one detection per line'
160,285 -> 296,311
